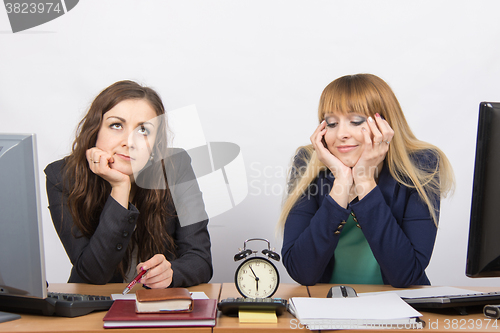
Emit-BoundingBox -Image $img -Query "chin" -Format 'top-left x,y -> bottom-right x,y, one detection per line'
110,164 -> 133,176
337,157 -> 360,168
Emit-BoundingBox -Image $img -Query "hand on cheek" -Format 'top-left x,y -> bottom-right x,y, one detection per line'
353,115 -> 394,199
351,126 -> 378,197
310,121 -> 352,182
86,148 -> 130,187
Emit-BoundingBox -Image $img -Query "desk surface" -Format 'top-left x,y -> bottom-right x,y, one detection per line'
309,284 -> 500,332
215,282 -> 310,333
0,283 -> 220,333
1,283 -> 500,333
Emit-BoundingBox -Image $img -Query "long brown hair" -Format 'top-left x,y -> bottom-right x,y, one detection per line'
63,80 -> 176,278
278,74 -> 454,231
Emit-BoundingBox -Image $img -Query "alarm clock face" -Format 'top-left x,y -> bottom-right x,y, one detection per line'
235,257 -> 279,298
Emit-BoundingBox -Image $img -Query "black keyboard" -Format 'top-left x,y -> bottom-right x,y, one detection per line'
403,291 -> 500,311
217,297 -> 288,317
0,292 -> 114,317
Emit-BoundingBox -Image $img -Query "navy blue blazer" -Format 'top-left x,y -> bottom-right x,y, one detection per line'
282,153 -> 439,288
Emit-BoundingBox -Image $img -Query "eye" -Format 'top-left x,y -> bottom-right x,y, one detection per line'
138,125 -> 150,136
326,122 -> 338,128
351,120 -> 366,126
351,117 -> 366,126
110,123 -> 122,130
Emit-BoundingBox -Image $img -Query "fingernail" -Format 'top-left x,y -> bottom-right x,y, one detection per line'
368,116 -> 373,123
375,113 -> 380,118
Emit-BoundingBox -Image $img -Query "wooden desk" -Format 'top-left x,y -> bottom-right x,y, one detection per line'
0,283 -> 220,333
214,282 -> 312,333
3,283 -> 500,332
308,284 -> 500,332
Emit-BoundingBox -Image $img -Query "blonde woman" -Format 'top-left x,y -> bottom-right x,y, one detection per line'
279,74 -> 454,288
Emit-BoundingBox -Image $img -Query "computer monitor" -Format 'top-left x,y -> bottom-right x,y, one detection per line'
466,102 -> 500,277
0,134 -> 115,318
0,134 -> 47,298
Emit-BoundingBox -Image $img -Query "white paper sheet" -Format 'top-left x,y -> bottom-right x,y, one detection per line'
290,293 -> 421,320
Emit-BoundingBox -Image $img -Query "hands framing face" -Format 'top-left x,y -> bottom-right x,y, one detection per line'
310,112 -> 394,205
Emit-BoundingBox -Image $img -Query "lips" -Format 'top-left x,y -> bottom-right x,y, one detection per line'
116,153 -> 134,161
336,145 -> 358,153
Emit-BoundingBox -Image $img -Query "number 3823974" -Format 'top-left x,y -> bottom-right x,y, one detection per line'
5,3 -> 62,14
443,318 -> 499,330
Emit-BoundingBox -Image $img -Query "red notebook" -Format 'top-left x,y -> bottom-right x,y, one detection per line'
103,299 -> 217,328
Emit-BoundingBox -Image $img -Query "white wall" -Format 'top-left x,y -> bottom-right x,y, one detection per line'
1,0 -> 500,287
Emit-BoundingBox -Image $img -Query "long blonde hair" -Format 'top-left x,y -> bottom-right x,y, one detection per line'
278,74 -> 454,232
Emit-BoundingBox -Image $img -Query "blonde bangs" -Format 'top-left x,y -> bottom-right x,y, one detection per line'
317,76 -> 382,122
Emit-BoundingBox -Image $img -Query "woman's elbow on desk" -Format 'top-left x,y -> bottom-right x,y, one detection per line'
282,254 -> 323,286
383,266 -> 430,288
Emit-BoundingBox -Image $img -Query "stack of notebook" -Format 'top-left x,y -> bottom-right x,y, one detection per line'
103,289 -> 217,328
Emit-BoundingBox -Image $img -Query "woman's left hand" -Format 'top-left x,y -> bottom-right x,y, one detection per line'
353,114 -> 394,198
137,254 -> 173,289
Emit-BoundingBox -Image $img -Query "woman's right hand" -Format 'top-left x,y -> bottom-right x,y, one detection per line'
137,254 -> 173,289
86,148 -> 131,207
311,121 -> 353,208
310,121 -> 352,182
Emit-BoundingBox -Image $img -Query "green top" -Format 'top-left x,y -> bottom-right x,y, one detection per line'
330,213 -> 384,284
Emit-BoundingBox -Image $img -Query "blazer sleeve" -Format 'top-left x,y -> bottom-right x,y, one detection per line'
282,191 -> 351,285
164,150 -> 213,287
44,160 -> 139,284
169,219 -> 212,287
350,182 -> 438,288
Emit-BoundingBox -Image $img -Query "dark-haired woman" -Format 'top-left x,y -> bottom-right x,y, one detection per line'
45,80 -> 212,288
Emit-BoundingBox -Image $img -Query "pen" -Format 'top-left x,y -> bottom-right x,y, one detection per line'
122,268 -> 148,295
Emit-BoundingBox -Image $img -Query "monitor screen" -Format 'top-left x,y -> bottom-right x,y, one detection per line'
0,133 -> 46,298
466,102 -> 500,277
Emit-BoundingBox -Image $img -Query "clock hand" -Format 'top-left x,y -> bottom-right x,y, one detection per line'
249,265 -> 260,291
248,266 -> 259,281
249,265 -> 257,279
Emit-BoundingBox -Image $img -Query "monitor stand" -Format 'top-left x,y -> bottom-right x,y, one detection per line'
0,311 -> 21,323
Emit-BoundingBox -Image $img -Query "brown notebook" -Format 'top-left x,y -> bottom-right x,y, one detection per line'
135,288 -> 193,313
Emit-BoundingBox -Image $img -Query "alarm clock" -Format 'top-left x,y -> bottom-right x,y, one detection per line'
234,238 -> 280,298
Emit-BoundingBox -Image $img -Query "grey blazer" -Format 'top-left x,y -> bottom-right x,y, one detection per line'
44,151 -> 212,287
